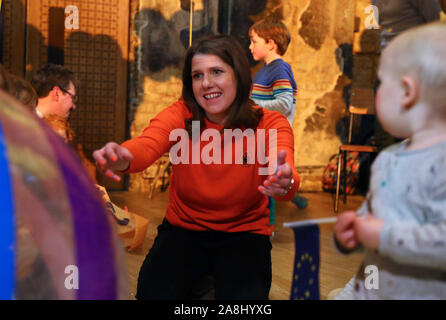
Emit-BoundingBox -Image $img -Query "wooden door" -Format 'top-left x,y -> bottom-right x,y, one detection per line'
26,0 -> 129,189
0,0 -> 27,76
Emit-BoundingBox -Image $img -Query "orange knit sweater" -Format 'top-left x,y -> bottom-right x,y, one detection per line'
122,99 -> 299,236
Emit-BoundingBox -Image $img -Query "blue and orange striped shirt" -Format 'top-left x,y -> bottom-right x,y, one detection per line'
251,59 -> 297,125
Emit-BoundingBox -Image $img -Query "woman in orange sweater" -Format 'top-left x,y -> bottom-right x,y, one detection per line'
93,34 -> 299,300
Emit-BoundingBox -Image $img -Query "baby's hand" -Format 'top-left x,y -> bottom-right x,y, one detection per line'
354,215 -> 384,251
334,211 -> 359,250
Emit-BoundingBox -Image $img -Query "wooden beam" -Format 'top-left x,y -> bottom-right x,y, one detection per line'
2,0 -> 26,76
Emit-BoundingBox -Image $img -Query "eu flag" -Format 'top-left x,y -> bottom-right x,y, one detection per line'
284,217 -> 336,300
289,224 -> 320,300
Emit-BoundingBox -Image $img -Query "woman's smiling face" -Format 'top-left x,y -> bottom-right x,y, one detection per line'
191,53 -> 237,125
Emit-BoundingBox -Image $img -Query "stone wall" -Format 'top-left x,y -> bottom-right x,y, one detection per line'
127,0 -> 376,192
285,0 -> 356,191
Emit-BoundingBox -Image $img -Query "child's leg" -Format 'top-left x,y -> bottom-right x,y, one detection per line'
292,193 -> 308,209
268,196 -> 275,226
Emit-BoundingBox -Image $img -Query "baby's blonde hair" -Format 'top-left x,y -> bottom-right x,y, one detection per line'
383,22 -> 446,108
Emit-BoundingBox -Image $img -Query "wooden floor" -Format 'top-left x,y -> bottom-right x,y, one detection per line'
109,190 -> 365,300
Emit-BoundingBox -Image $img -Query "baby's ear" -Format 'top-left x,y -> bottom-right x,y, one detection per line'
401,76 -> 419,110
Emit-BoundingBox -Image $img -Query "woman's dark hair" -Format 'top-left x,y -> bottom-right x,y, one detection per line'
182,34 -> 263,133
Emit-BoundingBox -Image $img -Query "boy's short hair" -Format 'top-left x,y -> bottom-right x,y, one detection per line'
31,63 -> 78,98
385,22 -> 446,106
249,19 -> 291,56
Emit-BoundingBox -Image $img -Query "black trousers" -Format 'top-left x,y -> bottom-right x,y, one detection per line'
136,219 -> 272,300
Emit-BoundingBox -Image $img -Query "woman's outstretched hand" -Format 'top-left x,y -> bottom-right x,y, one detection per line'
92,142 -> 134,182
258,150 -> 294,197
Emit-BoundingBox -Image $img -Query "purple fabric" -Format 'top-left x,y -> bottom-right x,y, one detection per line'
41,123 -> 117,299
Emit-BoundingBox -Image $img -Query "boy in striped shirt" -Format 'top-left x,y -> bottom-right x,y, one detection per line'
249,19 -> 307,213
249,19 -> 297,125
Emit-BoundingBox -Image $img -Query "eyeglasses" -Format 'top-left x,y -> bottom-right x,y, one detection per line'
59,86 -> 78,103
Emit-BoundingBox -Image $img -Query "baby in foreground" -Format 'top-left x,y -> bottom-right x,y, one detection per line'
334,22 -> 446,299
